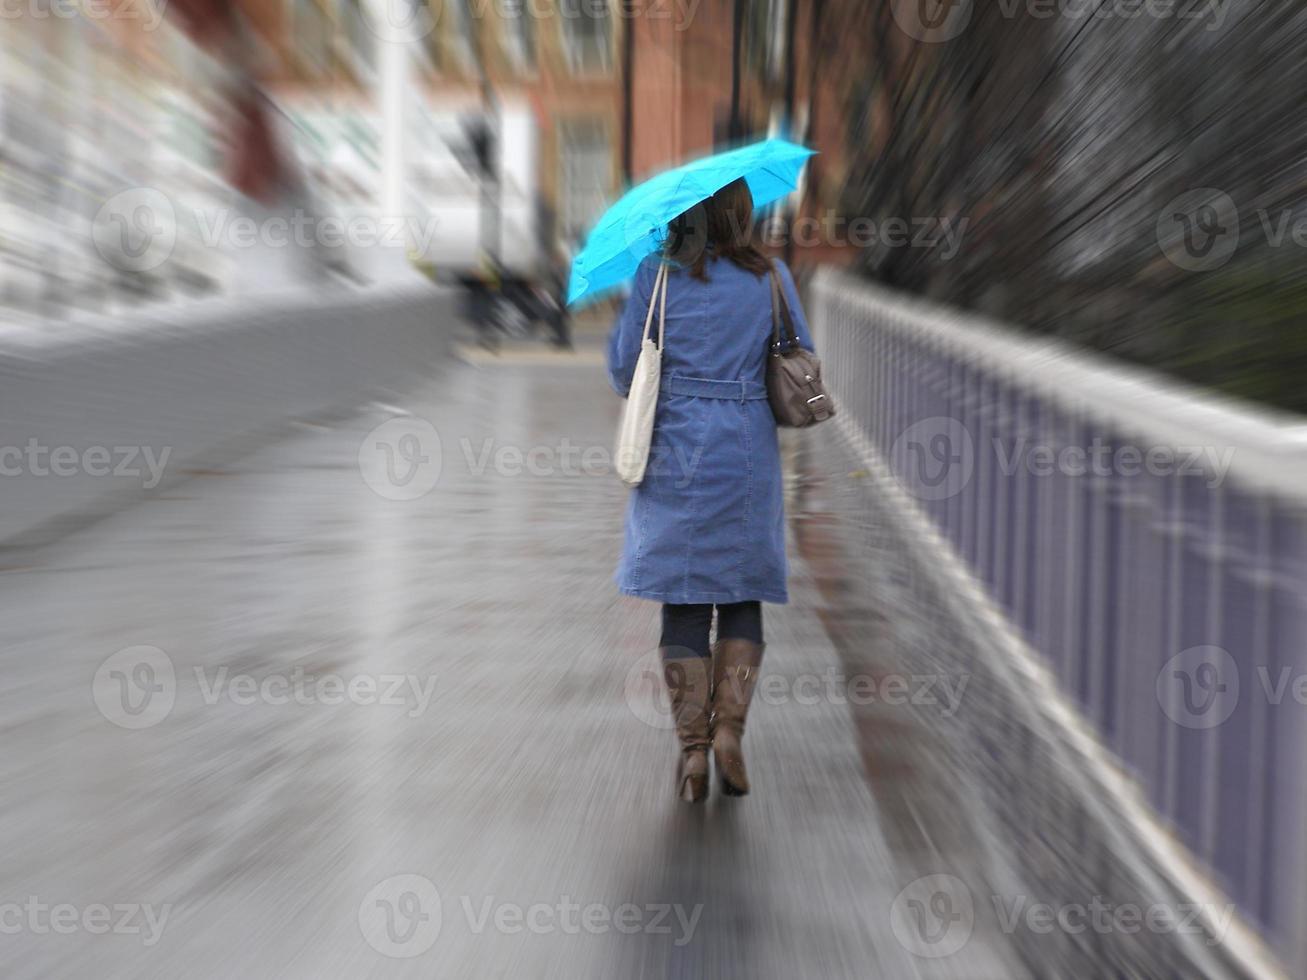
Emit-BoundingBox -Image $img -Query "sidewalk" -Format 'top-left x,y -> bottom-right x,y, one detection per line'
0,343 -> 1021,978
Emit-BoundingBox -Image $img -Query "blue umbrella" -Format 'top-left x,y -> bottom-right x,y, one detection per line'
567,137 -> 816,306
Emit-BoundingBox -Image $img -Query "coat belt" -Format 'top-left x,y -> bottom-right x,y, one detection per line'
663,375 -> 768,401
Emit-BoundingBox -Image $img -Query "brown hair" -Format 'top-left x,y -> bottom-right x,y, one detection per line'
663,178 -> 770,280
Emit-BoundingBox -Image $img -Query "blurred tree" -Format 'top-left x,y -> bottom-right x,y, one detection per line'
841,1 -> 1307,414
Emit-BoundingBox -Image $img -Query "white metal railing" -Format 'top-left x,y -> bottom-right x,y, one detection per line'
811,267 -> 1307,977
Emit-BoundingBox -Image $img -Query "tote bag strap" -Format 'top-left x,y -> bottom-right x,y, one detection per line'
640,262 -> 669,349
637,262 -> 669,350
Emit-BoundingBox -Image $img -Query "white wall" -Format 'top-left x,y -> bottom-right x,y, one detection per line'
0,284 -> 454,546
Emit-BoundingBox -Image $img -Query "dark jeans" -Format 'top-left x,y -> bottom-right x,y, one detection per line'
660,602 -> 763,659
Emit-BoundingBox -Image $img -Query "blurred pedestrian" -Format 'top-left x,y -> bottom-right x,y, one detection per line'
468,250 -> 503,350
606,179 -> 816,802
533,201 -> 571,349
541,242 -> 573,349
168,0 -> 354,285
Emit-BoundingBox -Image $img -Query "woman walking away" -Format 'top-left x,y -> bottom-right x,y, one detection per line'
606,178 -> 815,802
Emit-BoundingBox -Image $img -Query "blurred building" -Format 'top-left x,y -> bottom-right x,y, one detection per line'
239,0 -> 854,260
1,3 -> 227,318
626,0 -> 862,270
234,0 -> 629,258
1,0 -> 859,318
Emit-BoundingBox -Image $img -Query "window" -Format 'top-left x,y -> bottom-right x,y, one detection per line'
293,0 -> 331,75
423,24 -> 442,72
447,0 -> 479,73
744,0 -> 785,83
343,0 -> 376,70
501,0 -> 535,72
558,119 -> 611,243
561,0 -> 612,74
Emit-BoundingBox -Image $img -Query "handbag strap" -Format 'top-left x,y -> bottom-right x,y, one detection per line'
640,263 -> 669,349
768,260 -> 800,351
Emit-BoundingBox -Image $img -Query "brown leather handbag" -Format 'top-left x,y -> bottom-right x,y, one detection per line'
766,262 -> 835,428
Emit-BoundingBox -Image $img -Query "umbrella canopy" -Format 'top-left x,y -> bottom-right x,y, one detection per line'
567,138 -> 816,306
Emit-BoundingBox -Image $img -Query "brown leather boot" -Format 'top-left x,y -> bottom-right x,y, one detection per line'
663,654 -> 712,802
711,639 -> 765,796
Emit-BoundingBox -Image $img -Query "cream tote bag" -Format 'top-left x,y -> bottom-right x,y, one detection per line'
614,262 -> 668,488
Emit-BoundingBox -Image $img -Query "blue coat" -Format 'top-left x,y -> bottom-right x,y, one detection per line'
607,256 -> 815,605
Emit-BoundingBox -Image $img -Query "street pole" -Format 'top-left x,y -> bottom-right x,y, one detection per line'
476,25 -> 501,275
622,3 -> 634,183
379,17 -> 407,216
783,0 -> 799,266
730,0 -> 744,141
479,78 -> 501,274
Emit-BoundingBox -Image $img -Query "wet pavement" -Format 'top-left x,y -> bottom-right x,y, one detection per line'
0,337 -> 1025,978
